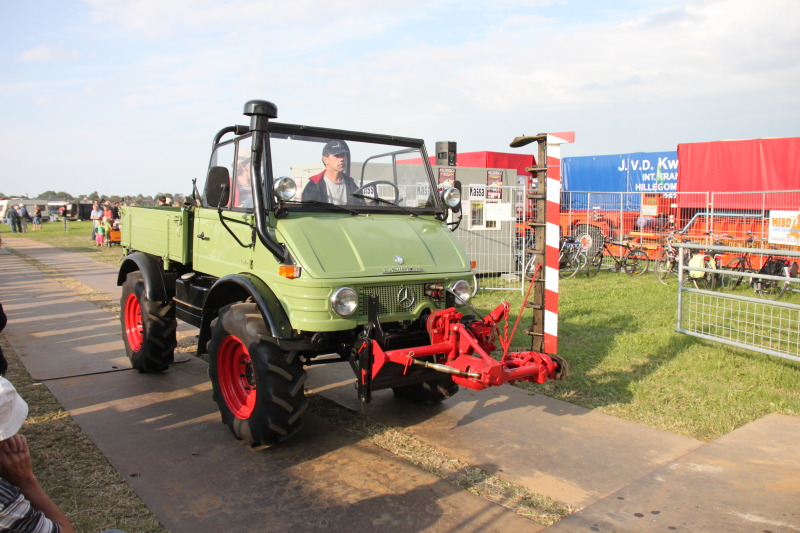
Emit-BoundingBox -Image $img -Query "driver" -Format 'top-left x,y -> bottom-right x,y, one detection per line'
301,140 -> 360,205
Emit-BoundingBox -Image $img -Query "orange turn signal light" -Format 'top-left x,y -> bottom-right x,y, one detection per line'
279,266 -> 301,279
471,260 -> 477,270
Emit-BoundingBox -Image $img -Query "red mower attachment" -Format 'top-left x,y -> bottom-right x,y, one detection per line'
368,304 -> 565,392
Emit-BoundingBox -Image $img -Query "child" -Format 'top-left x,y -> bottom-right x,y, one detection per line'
95,217 -> 106,246
103,217 -> 113,246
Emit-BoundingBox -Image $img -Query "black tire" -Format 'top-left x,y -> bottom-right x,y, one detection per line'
120,271 -> 176,373
574,224 -> 605,258
208,303 -> 308,446
559,250 -> 581,278
586,250 -> 603,277
393,376 -> 459,404
654,250 -> 677,285
723,257 -> 745,289
623,249 -> 649,276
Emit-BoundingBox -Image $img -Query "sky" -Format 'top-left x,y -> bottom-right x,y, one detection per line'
1,0 -> 798,198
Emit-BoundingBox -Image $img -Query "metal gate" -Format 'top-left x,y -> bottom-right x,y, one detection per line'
676,243 -> 800,363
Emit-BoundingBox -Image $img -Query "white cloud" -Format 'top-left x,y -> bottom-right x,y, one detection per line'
19,43 -> 78,62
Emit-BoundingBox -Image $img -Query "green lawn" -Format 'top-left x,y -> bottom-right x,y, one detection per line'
4,221 -> 799,442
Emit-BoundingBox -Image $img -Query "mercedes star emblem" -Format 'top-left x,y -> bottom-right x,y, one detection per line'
397,287 -> 415,309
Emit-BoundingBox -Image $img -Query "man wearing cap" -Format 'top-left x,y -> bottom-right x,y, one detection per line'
0,377 -> 74,532
301,140 -> 360,205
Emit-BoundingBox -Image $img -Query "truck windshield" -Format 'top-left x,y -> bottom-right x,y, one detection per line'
268,128 -> 440,214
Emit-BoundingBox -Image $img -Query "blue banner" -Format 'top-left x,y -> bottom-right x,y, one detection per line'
562,151 -> 678,194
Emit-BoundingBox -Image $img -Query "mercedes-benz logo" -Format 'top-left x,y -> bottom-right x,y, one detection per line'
394,256 -> 404,265
397,287 -> 415,309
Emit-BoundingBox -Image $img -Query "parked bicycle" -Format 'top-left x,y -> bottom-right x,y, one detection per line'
653,229 -> 690,285
722,231 -> 765,289
559,236 -> 587,278
685,231 -> 731,290
586,236 -> 649,277
751,252 -> 799,300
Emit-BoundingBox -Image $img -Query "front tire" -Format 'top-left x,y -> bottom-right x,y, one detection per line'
120,271 -> 176,373
623,249 -> 649,276
208,303 -> 308,446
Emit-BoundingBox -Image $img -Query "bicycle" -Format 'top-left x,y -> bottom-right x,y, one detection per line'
722,231 -> 764,289
586,236 -> 649,277
685,231 -> 731,290
653,229 -> 690,285
559,236 -> 587,278
751,252 -> 799,300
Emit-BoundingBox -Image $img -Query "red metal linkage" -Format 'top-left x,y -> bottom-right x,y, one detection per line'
369,303 -> 559,391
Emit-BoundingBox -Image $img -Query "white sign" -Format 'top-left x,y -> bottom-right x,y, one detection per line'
768,210 -> 800,246
469,185 -> 486,200
486,203 -> 514,221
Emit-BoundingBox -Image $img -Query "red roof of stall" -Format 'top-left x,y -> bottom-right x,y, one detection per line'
426,151 -> 535,173
677,137 -> 800,209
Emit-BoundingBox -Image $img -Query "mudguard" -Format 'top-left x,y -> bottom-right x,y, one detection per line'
117,252 -> 170,302
197,273 -> 296,355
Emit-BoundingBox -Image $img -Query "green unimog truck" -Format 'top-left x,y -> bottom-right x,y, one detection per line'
118,100 -> 563,446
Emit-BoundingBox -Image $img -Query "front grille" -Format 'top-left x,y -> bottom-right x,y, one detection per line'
358,284 -> 434,319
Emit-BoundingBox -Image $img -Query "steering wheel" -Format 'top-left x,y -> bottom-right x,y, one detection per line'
353,180 -> 400,205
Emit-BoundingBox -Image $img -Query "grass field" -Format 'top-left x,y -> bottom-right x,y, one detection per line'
3,219 -> 799,445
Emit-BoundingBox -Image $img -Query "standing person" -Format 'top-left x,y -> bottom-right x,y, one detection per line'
32,205 -> 42,231
301,140 -> 360,205
17,205 -> 29,233
90,202 -> 102,242
102,202 -> 113,221
103,217 -> 112,247
5,206 -> 19,234
0,376 -> 75,533
95,218 -> 106,247
111,201 -> 120,220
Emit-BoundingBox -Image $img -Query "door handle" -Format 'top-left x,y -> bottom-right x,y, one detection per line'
197,232 -> 210,241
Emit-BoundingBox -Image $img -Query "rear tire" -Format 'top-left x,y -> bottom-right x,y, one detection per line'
574,224 -> 605,258
120,271 -> 176,373
208,303 -> 308,446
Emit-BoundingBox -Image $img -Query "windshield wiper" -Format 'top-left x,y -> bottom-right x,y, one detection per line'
351,194 -> 418,217
286,200 -> 359,215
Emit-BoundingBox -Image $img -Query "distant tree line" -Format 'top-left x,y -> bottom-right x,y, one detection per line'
0,191 -> 189,207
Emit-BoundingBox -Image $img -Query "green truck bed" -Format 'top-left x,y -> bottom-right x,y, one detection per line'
120,206 -> 192,265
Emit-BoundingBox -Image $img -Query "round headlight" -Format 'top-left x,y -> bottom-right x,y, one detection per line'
273,176 -> 297,201
442,186 -> 461,209
450,280 -> 471,304
331,287 -> 358,317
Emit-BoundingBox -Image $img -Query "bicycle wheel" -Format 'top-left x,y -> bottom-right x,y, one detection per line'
586,251 -> 603,277
623,249 -> 649,276
559,251 -> 581,278
654,250 -> 677,285
723,257 -> 745,289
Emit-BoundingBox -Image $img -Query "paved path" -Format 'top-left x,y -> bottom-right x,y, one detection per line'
1,237 -> 799,532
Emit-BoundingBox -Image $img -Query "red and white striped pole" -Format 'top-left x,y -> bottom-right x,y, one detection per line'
544,132 -> 575,354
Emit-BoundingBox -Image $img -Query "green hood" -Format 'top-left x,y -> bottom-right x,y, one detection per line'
276,214 -> 469,279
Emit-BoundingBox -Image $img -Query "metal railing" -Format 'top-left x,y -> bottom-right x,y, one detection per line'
675,243 -> 800,363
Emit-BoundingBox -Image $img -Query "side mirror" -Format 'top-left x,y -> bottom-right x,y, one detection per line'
204,166 -> 230,207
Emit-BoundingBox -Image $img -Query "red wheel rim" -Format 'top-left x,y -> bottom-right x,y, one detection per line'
217,335 -> 256,418
124,293 -> 143,351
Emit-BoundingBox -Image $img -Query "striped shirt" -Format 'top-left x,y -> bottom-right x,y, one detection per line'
0,478 -> 58,533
